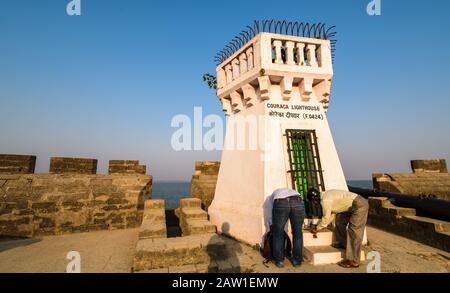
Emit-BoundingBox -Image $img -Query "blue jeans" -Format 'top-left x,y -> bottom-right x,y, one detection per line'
272,196 -> 305,263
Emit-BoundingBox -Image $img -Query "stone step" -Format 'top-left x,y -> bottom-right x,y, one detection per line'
185,219 -> 217,235
138,221 -> 167,239
179,198 -> 202,209
133,234 -> 225,271
303,246 -> 367,265
303,229 -> 333,247
144,199 -> 165,210
303,246 -> 342,265
181,208 -> 208,220
143,209 -> 166,223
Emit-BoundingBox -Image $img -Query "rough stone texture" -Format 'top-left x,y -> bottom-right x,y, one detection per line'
109,160 -> 147,175
132,233 -> 225,271
368,197 -> 450,252
373,172 -> 450,201
0,155 -> 36,174
138,199 -> 167,239
49,157 -> 98,174
190,161 -> 220,210
411,159 -> 448,173
178,198 -> 216,236
0,174 -> 152,237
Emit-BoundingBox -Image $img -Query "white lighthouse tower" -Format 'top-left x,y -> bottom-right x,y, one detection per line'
208,21 -> 348,255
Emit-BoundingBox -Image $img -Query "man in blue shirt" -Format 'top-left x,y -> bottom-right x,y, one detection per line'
267,188 -> 305,268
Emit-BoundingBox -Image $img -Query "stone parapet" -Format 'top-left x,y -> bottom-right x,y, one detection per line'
191,161 -> 220,210
373,172 -> 450,201
0,154 -> 36,174
411,159 -> 447,173
368,197 -> 450,252
109,160 -> 147,175
50,157 -> 97,174
0,173 -> 152,237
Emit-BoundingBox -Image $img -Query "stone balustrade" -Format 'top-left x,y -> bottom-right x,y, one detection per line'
215,33 -> 333,116
216,33 -> 332,93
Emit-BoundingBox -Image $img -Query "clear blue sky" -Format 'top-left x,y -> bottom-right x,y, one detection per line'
1,0 -> 449,181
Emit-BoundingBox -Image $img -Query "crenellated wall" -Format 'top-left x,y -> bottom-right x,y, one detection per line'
373,160 -> 450,201
0,155 -> 36,174
50,157 -> 98,174
190,161 -> 220,210
0,155 -> 152,237
109,160 -> 147,175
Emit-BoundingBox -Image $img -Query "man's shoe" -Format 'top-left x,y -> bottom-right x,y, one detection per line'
275,261 -> 284,268
337,259 -> 359,268
291,260 -> 302,267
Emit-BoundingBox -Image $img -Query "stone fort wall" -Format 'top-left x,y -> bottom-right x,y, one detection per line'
373,159 -> 450,201
0,155 -> 152,237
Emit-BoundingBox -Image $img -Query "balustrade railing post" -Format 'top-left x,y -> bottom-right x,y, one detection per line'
296,43 -> 305,66
285,41 -> 295,65
273,40 -> 283,64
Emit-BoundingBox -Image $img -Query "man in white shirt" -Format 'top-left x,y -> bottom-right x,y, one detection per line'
266,188 -> 305,268
308,188 -> 369,268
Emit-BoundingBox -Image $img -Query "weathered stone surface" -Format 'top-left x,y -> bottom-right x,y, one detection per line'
109,160 -> 147,175
190,161 -> 220,210
178,198 -> 216,236
411,159 -> 447,173
0,173 -> 152,237
144,199 -> 164,210
185,219 -> 216,235
49,157 -> 97,174
138,199 -> 167,240
368,197 -> 450,252
0,155 -> 36,174
139,222 -> 167,239
132,234 -> 225,271
179,198 -> 201,209
373,172 -> 450,201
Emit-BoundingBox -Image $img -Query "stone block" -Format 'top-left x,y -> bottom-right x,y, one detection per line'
180,208 -> 208,221
49,157 -> 97,174
411,159 -> 447,173
143,209 -> 166,223
185,219 -> 216,235
132,234 -> 226,271
144,199 -> 165,210
180,198 -> 201,209
108,160 -> 147,175
0,154 -> 36,174
139,221 -> 167,239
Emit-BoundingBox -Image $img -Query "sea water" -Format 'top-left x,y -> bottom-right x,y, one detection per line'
152,180 -> 373,209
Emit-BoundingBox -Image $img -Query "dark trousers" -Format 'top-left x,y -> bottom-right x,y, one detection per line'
272,196 -> 305,263
335,195 -> 369,262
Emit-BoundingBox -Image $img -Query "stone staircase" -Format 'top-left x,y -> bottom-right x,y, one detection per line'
138,199 -> 167,239
177,198 -> 216,236
133,198 -> 225,272
302,226 -> 367,265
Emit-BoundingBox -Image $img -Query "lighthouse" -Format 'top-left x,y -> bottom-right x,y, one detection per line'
208,20 -> 348,248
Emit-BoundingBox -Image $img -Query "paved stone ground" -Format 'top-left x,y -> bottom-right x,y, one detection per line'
0,228 -> 139,273
245,226 -> 450,273
0,226 -> 448,273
